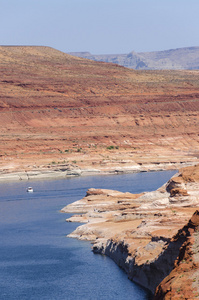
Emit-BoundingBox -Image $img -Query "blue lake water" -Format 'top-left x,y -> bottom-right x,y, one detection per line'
0,170 -> 176,300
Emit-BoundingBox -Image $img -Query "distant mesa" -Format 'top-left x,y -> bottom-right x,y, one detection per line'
69,51 -> 92,57
68,46 -> 199,70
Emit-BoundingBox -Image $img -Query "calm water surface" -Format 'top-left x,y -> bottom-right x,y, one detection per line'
0,170 -> 176,300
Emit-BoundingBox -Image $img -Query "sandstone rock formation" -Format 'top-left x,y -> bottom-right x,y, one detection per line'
154,210 -> 199,299
62,164 -> 199,298
0,46 -> 198,177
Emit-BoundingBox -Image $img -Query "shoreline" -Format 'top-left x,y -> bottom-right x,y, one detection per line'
0,160 -> 196,183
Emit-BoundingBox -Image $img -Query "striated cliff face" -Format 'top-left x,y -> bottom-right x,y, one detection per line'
154,210 -> 199,299
93,236 -> 187,294
93,210 -> 199,298
62,164 -> 199,297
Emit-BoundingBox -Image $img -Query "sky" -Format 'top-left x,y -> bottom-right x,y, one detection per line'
1,0 -> 199,54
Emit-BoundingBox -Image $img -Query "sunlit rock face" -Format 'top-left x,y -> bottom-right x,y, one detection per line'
154,210 -> 199,299
62,164 -> 199,297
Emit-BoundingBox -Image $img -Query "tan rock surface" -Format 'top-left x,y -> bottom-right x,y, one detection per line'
62,164 -> 199,297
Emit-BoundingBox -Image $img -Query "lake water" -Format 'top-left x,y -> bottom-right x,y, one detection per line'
0,170 -> 176,300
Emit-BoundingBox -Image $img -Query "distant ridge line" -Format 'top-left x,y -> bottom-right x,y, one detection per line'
68,46 -> 199,70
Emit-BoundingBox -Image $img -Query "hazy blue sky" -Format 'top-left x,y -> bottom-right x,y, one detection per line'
1,0 -> 199,54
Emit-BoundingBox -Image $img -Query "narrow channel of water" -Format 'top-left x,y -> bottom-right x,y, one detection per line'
0,170 -> 176,300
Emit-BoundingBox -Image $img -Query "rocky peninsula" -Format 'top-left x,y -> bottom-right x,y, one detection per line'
62,164 -> 199,298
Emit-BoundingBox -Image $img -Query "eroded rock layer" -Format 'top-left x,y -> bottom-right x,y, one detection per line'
62,165 -> 199,298
0,46 -> 198,175
154,210 -> 199,299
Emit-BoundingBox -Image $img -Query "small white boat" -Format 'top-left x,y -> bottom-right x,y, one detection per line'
27,187 -> 33,193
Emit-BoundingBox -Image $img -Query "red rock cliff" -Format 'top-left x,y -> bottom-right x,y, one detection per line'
154,210 -> 199,299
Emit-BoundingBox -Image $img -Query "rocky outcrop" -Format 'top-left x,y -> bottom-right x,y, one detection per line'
93,234 -> 187,294
166,177 -> 189,197
62,164 -> 199,297
94,210 -> 199,298
154,210 -> 199,299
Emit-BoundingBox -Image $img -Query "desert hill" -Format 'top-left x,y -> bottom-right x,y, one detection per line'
0,46 -> 198,173
69,46 -> 199,70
